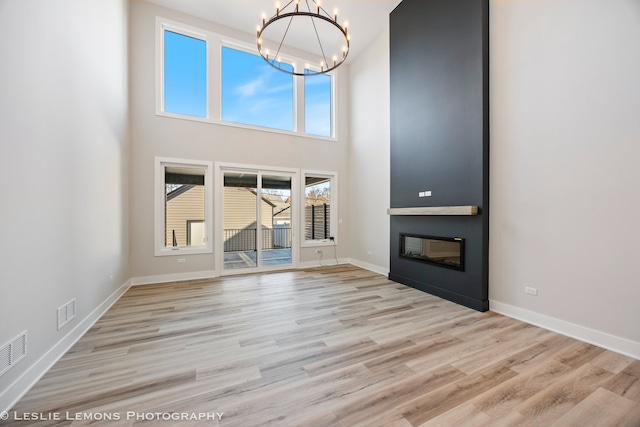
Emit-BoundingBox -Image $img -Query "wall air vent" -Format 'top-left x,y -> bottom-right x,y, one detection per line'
0,331 -> 27,376
58,298 -> 76,330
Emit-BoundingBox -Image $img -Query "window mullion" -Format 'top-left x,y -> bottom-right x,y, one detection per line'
295,70 -> 305,133
210,38 -> 222,121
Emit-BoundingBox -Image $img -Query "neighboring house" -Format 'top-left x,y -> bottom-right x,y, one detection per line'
223,187 -> 279,251
263,194 -> 291,225
223,186 -> 275,230
165,184 -> 205,247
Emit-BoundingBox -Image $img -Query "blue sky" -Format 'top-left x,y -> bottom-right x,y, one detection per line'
222,46 -> 294,131
164,31 -> 331,136
305,73 -> 331,137
163,31 -> 207,117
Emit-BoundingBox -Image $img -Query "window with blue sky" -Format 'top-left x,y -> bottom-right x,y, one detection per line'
160,21 -> 334,138
163,30 -> 207,118
222,47 -> 294,131
304,72 -> 332,137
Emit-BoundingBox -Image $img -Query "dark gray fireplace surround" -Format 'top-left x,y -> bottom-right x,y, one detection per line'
389,0 -> 489,311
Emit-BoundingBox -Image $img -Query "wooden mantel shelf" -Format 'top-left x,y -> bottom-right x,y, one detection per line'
387,206 -> 479,216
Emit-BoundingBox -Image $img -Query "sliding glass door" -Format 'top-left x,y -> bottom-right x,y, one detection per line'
221,168 -> 294,273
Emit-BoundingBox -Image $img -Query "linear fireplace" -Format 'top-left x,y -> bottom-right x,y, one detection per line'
400,233 -> 464,271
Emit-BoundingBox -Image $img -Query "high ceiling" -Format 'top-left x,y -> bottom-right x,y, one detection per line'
145,0 -> 402,62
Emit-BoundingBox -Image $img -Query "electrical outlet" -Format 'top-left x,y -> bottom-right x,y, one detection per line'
178,258 -> 186,264
525,287 -> 538,296
316,249 -> 322,254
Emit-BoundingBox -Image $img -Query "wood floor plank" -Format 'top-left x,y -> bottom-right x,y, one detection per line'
514,362 -> 615,424
550,387 -> 640,427
330,364 -> 467,426
418,402 -> 492,427
400,363 -> 519,425
471,358 -> 574,418
602,359 -> 640,403
5,266 -> 639,426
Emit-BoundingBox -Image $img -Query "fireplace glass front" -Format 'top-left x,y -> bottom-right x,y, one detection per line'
400,234 -> 464,271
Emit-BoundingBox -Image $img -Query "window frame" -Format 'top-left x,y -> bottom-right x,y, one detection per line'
300,170 -> 338,247
155,17 -> 338,140
156,19 -> 211,123
154,157 -> 214,257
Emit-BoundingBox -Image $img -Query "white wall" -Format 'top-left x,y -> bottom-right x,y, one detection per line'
0,0 -> 130,410
128,1 -> 351,279
348,28 -> 391,275
490,0 -> 640,356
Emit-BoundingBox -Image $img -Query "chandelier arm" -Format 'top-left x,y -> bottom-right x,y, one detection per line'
309,12 -> 328,68
281,0 -> 294,12
273,14 -> 295,65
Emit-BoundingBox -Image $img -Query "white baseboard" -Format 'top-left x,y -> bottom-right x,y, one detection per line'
297,258 -> 350,269
490,300 -> 640,360
0,279 -> 132,414
130,270 -> 217,286
348,258 -> 388,276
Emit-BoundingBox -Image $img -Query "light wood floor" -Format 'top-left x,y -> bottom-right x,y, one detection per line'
8,265 -> 640,426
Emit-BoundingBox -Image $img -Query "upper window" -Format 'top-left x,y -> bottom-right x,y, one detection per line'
156,18 -> 336,139
304,71 -> 332,137
163,30 -> 207,118
222,46 -> 294,131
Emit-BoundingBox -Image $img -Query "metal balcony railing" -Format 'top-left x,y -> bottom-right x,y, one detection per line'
224,226 -> 292,252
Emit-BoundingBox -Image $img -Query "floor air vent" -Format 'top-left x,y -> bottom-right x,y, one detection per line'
0,331 -> 27,376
